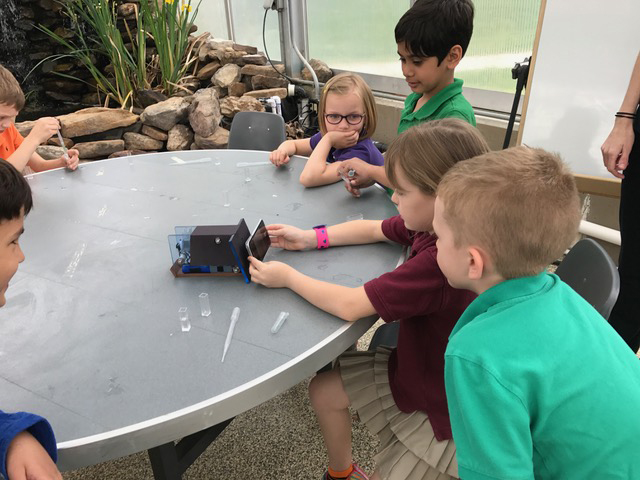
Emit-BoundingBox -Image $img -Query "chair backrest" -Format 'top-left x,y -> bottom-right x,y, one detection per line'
228,111 -> 286,151
555,238 -> 620,320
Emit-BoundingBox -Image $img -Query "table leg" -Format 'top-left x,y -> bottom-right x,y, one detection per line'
148,418 -> 234,480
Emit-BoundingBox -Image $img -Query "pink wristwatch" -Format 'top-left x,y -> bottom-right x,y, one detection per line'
313,225 -> 329,249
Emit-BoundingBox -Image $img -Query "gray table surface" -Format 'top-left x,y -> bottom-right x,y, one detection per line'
0,149 -> 401,470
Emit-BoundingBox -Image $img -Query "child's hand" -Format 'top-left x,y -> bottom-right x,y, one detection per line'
337,159 -> 375,188
327,130 -> 359,149
269,148 -> 290,167
248,257 -> 293,288
267,224 -> 315,250
6,431 -> 62,480
28,117 -> 60,145
62,149 -> 80,170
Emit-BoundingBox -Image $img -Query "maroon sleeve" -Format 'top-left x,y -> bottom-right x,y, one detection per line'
364,247 -> 446,323
381,215 -> 414,247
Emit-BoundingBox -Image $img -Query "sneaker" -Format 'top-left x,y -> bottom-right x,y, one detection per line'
321,464 -> 369,480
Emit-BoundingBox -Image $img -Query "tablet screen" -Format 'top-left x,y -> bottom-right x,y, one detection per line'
247,220 -> 270,261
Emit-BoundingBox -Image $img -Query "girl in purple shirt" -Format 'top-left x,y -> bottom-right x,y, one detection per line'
269,73 -> 383,191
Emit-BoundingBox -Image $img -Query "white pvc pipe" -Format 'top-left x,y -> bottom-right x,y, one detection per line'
579,220 -> 621,246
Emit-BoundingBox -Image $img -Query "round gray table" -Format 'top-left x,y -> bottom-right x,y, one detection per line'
0,149 -> 401,475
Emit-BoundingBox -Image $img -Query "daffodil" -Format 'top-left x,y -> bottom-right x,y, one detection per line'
181,4 -> 192,12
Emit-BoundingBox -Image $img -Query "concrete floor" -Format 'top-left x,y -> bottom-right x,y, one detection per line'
62,321 -> 384,480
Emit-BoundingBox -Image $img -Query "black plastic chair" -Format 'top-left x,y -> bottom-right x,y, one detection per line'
228,111 -> 286,151
555,238 -> 620,320
368,238 -> 620,350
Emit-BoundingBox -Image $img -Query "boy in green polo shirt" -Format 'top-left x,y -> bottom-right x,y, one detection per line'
339,0 -> 476,194
433,147 -> 640,480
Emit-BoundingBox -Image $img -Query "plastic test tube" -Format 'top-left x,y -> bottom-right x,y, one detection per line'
223,190 -> 230,207
199,293 -> 211,317
271,311 -> 289,334
178,307 -> 191,332
221,307 -> 240,362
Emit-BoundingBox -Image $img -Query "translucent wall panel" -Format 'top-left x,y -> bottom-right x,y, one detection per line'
462,0 -> 541,92
306,0 -> 540,94
195,0 -> 229,40
307,1 -> 410,77
231,1 -> 281,60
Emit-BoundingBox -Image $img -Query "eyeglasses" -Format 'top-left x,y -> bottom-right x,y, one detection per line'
324,113 -> 366,125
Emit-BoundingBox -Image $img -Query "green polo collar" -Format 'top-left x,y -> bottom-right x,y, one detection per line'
450,272 -> 554,339
402,78 -> 465,121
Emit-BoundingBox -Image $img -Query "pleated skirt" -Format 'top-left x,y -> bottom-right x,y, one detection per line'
338,347 -> 459,480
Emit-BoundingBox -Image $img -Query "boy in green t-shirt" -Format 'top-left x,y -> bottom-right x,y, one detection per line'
339,0 -> 476,195
433,147 -> 640,480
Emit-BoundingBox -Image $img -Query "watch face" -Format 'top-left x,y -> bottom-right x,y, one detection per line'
245,220 -> 270,261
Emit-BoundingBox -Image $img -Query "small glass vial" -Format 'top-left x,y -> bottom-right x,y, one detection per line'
244,167 -> 251,183
223,190 -> 231,207
178,307 -> 191,332
199,293 -> 211,317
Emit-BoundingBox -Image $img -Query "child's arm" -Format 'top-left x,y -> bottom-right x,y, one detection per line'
249,259 -> 376,322
6,118 -> 61,172
269,138 -> 312,167
26,149 -> 80,173
267,220 -> 387,250
5,431 -> 62,480
299,131 -> 359,187
446,356 -> 534,479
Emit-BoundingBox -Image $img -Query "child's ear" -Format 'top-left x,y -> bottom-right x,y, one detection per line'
446,45 -> 463,69
467,246 -> 486,280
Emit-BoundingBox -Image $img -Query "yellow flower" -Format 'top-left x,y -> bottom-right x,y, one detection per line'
165,0 -> 174,4
181,4 -> 192,12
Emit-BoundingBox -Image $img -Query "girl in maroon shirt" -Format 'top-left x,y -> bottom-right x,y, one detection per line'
249,119 -> 489,480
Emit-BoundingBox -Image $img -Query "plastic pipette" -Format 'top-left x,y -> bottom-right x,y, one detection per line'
221,307 -> 240,362
56,130 -> 70,162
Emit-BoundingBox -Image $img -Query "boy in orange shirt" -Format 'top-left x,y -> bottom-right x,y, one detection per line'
0,65 -> 79,173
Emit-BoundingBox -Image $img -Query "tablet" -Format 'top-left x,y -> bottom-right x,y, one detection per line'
245,219 -> 270,261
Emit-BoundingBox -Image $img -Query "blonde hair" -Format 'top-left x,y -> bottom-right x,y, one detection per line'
437,146 -> 581,279
318,72 -> 377,139
0,65 -> 25,111
385,118 -> 490,195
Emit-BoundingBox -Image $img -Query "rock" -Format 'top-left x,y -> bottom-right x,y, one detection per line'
196,61 -> 221,80
14,120 -> 35,137
233,43 -> 258,54
58,107 -> 139,138
251,74 -> 288,90
53,27 -> 75,39
212,64 -> 241,88
188,88 -> 221,137
81,93 -> 102,105
108,150 -> 149,159
36,145 -> 65,160
190,142 -> 200,150
198,37 -> 234,62
123,132 -> 164,150
216,48 -> 246,65
74,140 -> 125,159
243,88 -> 287,100
240,54 -> 267,66
141,125 -> 168,141
45,91 -> 80,102
194,128 -> 229,149
220,95 -> 265,118
228,82 -> 246,97
302,58 -> 333,83
47,136 -> 74,148
136,89 -> 168,108
140,97 -> 191,131
167,124 -> 194,151
240,64 -> 285,78
117,3 -> 137,17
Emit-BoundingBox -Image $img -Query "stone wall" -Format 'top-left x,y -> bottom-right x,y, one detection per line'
13,35 -> 332,159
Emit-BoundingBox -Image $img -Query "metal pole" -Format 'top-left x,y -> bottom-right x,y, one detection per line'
224,0 -> 235,42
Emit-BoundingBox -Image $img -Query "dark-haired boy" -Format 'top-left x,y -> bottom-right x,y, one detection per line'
0,65 -> 79,173
339,0 -> 476,194
0,159 -> 61,479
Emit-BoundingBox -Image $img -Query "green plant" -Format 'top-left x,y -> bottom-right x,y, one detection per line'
36,0 -> 148,108
138,0 -> 201,96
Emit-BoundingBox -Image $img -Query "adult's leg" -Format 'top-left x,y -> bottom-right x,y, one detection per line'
309,369 -> 353,472
609,117 -> 640,352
